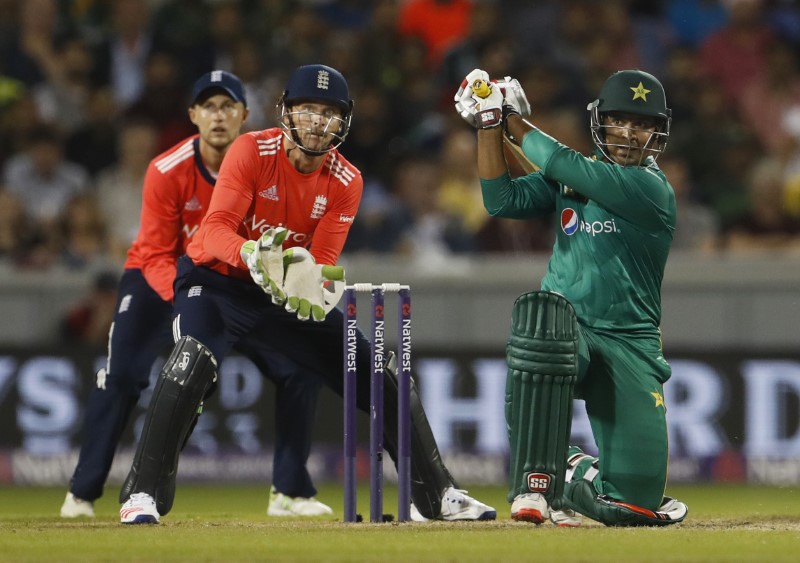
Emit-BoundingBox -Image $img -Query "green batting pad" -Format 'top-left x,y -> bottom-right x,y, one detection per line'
506,292 -> 578,507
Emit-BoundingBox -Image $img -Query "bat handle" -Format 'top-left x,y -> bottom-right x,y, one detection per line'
471,79 -> 492,99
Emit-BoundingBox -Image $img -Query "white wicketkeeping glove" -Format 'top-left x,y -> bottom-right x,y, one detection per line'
240,227 -> 288,304
282,247 -> 345,322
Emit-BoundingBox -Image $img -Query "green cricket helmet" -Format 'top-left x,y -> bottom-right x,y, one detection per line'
587,69 -> 671,166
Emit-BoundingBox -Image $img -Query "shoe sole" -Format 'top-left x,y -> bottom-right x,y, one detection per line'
443,510 -> 497,521
121,515 -> 159,524
511,508 -> 546,524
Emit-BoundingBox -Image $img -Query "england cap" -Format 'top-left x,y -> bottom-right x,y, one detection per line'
190,70 -> 247,107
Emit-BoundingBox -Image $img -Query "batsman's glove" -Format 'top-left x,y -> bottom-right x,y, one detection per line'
499,76 -> 531,119
240,227 -> 288,304
455,69 -> 503,129
282,247 -> 345,322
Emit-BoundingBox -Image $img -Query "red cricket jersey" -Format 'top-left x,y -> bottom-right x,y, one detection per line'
124,135 -> 214,302
187,128 -> 363,281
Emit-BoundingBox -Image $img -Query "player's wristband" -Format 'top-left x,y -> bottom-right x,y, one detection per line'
476,107 -> 503,129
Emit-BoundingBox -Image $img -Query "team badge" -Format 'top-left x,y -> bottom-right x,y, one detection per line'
630,81 -> 651,102
561,208 -> 579,235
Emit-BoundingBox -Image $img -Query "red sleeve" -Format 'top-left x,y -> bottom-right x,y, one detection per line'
138,162 -> 183,301
309,175 -> 363,266
200,134 -> 259,268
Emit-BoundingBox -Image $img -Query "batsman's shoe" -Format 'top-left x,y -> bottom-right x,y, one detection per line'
267,487 -> 333,517
657,496 -> 688,523
550,507 -> 582,527
438,487 -> 496,521
60,492 -> 95,518
120,492 -> 160,524
511,492 -> 549,524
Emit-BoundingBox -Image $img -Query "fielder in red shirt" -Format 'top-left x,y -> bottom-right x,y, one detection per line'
119,64 -> 496,524
62,71 -> 329,520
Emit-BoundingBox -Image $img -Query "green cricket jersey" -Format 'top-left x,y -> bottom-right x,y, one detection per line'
482,129 -> 676,335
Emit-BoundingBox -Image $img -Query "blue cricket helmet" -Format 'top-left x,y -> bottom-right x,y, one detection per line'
282,64 -> 353,112
278,64 -> 353,156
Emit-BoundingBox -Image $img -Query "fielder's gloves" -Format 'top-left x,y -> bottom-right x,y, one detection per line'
282,247 -> 345,322
240,227 -> 288,304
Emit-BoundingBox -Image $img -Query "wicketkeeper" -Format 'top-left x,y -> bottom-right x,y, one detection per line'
455,67 -> 688,527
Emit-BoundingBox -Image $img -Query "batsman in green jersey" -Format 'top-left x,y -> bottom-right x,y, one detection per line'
455,68 -> 688,527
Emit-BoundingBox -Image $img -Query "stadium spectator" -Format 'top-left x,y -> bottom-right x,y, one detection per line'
90,0 -> 158,110
0,0 -> 798,268
437,128 -> 485,236
665,0 -> 728,48
95,118 -> 159,262
60,270 -> 118,348
2,0 -> 62,88
392,156 -> 474,261
2,124 -> 91,243
725,157 -> 800,251
397,0 -> 473,70
698,0 -> 774,106
64,87 -> 120,178
33,35 -> 95,135
738,37 -> 800,160
0,189 -> 34,265
659,155 -> 721,252
58,194 -> 109,269
124,51 -> 195,152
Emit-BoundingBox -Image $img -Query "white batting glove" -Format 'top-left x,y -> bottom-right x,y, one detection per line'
454,68 -> 490,128
282,247 -> 345,322
240,227 -> 288,304
499,76 -> 531,117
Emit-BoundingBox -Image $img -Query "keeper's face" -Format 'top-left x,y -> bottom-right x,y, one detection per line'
283,101 -> 346,153
602,112 -> 660,166
189,94 -> 248,150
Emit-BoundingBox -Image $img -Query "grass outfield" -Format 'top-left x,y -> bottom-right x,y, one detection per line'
1,484 -> 799,562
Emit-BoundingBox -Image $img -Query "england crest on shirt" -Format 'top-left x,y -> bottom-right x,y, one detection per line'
310,195 -> 327,219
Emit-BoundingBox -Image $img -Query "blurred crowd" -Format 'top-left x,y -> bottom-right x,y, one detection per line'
3,0 -> 800,278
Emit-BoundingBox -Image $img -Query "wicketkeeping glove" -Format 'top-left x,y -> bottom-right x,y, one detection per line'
282,247 -> 345,322
240,227 -> 288,304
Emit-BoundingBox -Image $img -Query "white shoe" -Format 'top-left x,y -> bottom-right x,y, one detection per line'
409,502 -> 428,522
437,487 -> 496,521
658,497 -> 688,523
60,492 -> 95,518
550,507 -> 582,527
266,487 -> 333,517
511,492 -> 549,524
120,492 -> 160,524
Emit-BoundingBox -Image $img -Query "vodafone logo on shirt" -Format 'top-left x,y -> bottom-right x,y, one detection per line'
247,216 -> 310,243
